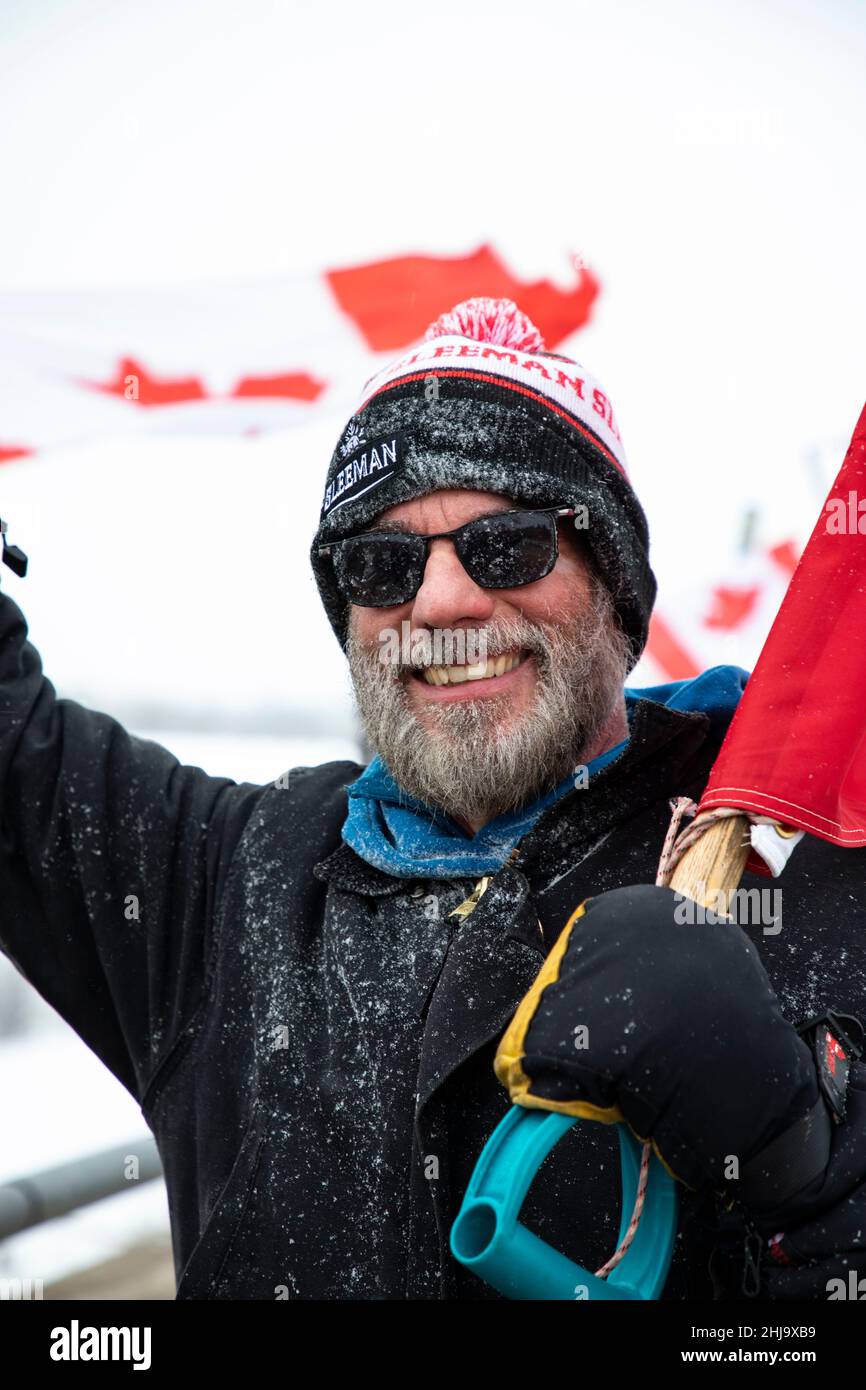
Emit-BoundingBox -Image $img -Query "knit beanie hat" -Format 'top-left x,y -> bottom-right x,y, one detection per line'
309,297 -> 656,671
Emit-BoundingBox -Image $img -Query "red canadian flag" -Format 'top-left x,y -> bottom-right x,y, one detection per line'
698,403 -> 866,850
0,244 -> 599,460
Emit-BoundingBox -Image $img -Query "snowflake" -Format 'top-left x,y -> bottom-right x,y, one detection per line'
339,421 -> 366,459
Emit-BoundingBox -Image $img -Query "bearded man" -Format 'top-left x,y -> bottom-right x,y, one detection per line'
1,298 -> 864,1301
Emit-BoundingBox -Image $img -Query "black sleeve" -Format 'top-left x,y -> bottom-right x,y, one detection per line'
0,587 -> 265,1105
753,1054 -> 866,1299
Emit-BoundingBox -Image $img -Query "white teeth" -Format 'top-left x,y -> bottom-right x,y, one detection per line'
421,650 -> 525,686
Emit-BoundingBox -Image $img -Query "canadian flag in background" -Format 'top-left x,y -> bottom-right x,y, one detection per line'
0,238 -> 802,682
638,537 -> 801,683
0,243 -> 599,460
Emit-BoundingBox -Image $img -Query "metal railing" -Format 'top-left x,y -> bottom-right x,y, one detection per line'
0,1139 -> 163,1240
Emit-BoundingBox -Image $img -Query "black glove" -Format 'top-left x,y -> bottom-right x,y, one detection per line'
495,884 -> 832,1218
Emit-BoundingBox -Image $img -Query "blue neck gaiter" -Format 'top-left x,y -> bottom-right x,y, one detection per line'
341,665 -> 748,880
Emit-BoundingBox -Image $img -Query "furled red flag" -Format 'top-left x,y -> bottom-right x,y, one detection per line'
0,244 -> 598,460
698,403 -> 866,848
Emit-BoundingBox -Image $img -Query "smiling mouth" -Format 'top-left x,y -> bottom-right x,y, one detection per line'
412,648 -> 530,687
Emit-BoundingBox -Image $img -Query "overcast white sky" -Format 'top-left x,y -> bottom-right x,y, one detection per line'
1,0 -> 864,731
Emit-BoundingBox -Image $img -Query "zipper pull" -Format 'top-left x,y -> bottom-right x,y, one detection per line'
448,875 -> 492,922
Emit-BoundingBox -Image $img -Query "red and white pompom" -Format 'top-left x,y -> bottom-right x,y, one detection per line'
424,297 -> 546,353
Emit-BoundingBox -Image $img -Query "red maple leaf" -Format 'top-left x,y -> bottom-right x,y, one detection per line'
769,539 -> 800,577
231,372 -> 326,402
326,244 -> 599,352
79,357 -> 328,407
704,586 -> 760,630
79,356 -> 207,406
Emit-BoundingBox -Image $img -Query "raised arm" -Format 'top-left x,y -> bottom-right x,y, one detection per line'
0,584 -> 265,1104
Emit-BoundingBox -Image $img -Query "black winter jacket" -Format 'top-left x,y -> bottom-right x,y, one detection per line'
1,588 -> 865,1300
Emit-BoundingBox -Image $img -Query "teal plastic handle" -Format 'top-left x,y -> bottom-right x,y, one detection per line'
450,1106 -> 678,1300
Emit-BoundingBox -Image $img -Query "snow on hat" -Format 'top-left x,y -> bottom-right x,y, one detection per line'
310,296 -> 656,669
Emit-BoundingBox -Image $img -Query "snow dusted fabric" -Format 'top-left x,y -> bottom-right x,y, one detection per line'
351,333 -> 628,477
342,665 -> 750,878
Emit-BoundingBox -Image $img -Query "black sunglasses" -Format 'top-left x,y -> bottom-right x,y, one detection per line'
317,505 -> 578,608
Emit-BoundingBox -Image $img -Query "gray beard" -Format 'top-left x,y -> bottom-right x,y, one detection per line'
346,576 -> 633,827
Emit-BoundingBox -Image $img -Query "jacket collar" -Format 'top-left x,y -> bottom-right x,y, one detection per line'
312,695 -> 717,897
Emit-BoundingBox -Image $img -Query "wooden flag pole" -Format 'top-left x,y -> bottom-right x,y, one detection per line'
668,815 -> 752,907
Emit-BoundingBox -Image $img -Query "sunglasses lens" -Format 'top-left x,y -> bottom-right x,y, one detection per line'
460,512 -> 558,588
329,510 -> 562,606
333,532 -> 423,606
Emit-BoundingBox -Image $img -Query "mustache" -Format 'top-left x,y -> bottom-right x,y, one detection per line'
361,618 -> 551,676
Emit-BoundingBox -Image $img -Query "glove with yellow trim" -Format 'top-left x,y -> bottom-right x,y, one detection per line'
495,884 -> 832,1222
